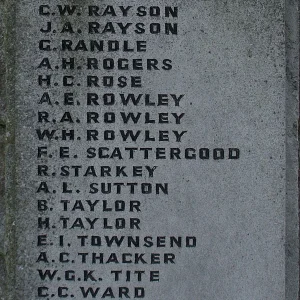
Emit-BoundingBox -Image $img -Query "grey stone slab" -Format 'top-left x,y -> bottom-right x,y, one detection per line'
0,1 -> 298,299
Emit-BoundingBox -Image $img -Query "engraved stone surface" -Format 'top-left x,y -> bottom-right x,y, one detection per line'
0,1 -> 298,299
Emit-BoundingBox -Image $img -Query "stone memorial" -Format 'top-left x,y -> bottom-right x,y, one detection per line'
0,0 -> 299,299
